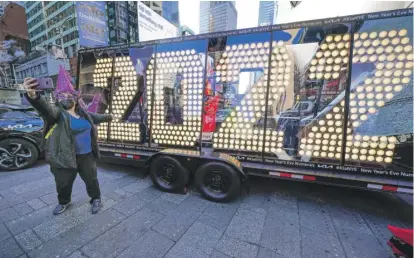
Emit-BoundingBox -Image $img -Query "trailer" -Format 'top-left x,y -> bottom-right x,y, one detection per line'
76,8 -> 413,202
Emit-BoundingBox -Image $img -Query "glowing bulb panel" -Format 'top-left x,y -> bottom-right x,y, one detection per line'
149,41 -> 206,147
109,56 -> 141,142
93,57 -> 114,140
345,25 -> 413,166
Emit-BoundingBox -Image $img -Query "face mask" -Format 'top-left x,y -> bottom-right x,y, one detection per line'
59,99 -> 75,110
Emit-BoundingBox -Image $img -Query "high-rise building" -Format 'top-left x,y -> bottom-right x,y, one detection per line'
25,2 -> 78,58
199,1 -> 237,33
108,1 -> 179,45
26,2 -> 109,58
0,2 -> 29,53
141,1 -> 162,15
258,1 -> 277,26
162,1 -> 179,27
0,2 -> 30,87
107,2 -> 138,45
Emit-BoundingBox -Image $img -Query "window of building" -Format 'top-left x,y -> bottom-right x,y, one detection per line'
41,63 -> 47,74
46,1 -> 69,16
28,14 -> 44,29
27,3 -> 43,20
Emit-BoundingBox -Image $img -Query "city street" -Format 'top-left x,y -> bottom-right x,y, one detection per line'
0,161 -> 412,258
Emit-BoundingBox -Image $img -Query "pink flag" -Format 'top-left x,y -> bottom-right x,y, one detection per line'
87,93 -> 102,113
55,65 -> 76,97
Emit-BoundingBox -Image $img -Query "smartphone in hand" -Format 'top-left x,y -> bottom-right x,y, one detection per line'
35,78 -> 54,90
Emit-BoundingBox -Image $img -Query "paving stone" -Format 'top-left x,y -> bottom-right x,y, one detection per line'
271,191 -> 298,208
13,202 -> 34,216
0,207 -> 19,222
216,235 -> 259,258
239,202 -> 268,215
152,195 -> 209,241
118,230 -> 174,258
301,227 -> 345,258
298,198 -> 327,215
337,227 -> 390,258
329,205 -> 372,235
99,175 -> 142,195
98,170 -> 131,182
299,200 -> 336,236
0,223 -> 11,242
15,229 -> 42,251
210,250 -> 231,258
5,184 -> 55,207
6,206 -> 54,235
122,178 -> 152,194
27,198 -> 47,211
104,189 -> 133,202
113,193 -> 146,217
67,251 -> 89,258
0,169 -> 50,191
29,209 -> 125,258
33,197 -> 116,241
224,206 -> 266,244
0,199 -> 9,211
241,193 -> 273,211
197,214 -> 230,230
0,237 -> 24,258
146,197 -> 178,215
267,203 -> 300,227
160,192 -> 189,204
39,193 -> 57,205
260,210 -> 301,258
362,212 -> 406,252
136,186 -> 163,203
203,201 -> 240,222
257,247 -> 285,258
200,201 -> 240,230
10,178 -> 54,195
165,222 -> 223,258
81,207 -> 164,258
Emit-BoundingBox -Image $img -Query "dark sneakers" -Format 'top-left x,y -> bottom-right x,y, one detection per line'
53,199 -> 102,215
91,199 -> 103,214
53,202 -> 71,215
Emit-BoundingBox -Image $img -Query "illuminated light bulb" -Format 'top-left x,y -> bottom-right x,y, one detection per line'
394,85 -> 403,92
401,37 -> 410,45
360,32 -> 369,40
389,137 -> 397,143
386,143 -> 396,150
402,77 -> 411,84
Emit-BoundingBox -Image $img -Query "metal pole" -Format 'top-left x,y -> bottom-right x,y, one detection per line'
60,28 -> 65,57
260,32 -> 274,162
198,42 -> 210,152
340,25 -> 356,165
148,46 -> 157,147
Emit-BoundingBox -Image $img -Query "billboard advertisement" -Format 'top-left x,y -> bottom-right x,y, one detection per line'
76,1 -> 108,47
137,1 -> 178,42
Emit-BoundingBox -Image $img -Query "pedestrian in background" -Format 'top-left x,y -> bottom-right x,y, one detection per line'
23,77 -> 112,215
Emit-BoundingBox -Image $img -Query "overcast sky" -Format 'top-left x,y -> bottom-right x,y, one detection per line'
179,0 -> 261,34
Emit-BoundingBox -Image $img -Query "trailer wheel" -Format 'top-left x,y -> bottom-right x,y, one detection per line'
195,162 -> 240,202
150,155 -> 189,192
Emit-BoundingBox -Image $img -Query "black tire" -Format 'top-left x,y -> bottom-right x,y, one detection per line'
149,155 -> 189,192
195,161 -> 241,202
0,138 -> 39,171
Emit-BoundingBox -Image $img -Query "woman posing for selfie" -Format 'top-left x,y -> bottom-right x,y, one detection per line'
23,77 -> 112,215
